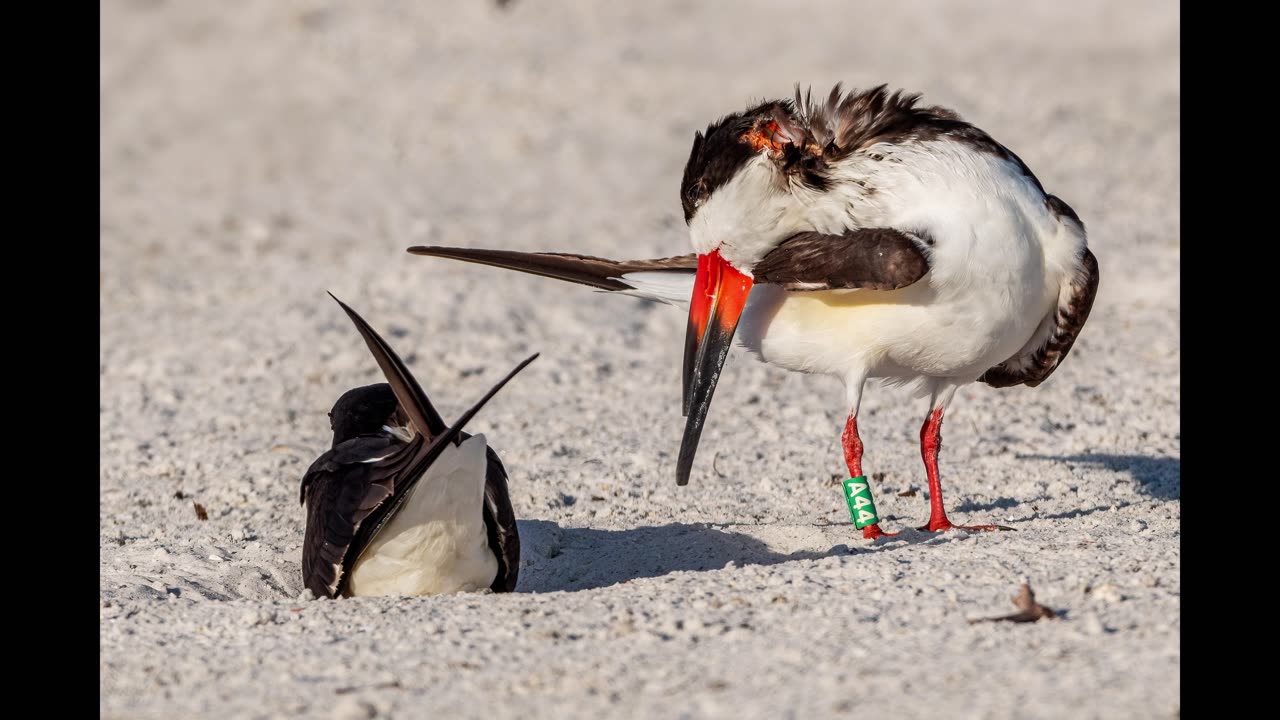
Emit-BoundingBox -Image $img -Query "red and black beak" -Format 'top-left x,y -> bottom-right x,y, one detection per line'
678,250 -> 754,485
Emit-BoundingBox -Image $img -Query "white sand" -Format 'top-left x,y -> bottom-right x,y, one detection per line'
100,1 -> 1180,717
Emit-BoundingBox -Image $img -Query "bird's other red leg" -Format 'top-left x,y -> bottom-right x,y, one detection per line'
842,414 -> 895,539
917,406 -> 1012,533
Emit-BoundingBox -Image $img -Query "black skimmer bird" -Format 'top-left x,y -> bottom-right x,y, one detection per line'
299,294 -> 536,597
409,84 -> 1099,539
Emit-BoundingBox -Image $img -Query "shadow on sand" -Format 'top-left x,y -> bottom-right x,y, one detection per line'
515,520 -> 854,593
952,496 -> 1021,514
1017,452 -> 1180,500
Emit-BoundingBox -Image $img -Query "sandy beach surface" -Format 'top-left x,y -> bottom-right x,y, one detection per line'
100,1 -> 1180,717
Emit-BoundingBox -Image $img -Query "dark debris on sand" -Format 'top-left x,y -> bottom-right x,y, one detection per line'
969,583 -> 1059,624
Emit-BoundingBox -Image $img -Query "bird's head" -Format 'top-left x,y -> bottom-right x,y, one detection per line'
674,96 -> 841,486
679,98 -> 840,271
680,84 -> 941,268
327,383 -> 402,447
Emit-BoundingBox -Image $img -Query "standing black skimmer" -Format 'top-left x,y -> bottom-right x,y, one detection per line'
299,294 -> 536,597
409,84 -> 1099,539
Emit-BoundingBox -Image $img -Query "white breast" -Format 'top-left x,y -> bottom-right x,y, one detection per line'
344,433 -> 497,597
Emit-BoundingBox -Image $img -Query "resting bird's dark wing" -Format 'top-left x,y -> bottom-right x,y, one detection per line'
299,434 -> 415,598
481,447 -> 521,592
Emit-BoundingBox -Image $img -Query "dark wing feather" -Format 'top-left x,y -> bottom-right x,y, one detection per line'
407,246 -> 698,291
980,248 -> 1100,388
481,446 -> 521,593
300,435 -> 409,598
329,294 -> 448,438
751,228 -> 930,291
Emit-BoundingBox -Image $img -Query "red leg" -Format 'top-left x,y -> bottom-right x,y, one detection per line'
841,415 -> 864,477
842,415 -> 896,539
917,407 -> 1012,533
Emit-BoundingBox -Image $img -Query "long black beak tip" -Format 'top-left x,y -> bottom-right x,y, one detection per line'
676,317 -> 740,487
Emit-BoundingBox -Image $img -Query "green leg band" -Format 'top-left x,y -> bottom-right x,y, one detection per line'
842,476 -> 880,529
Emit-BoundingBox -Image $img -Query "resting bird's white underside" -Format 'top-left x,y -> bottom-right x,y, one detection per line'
344,433 -> 498,597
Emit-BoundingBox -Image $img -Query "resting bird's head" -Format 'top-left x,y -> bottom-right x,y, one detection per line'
327,383 -> 402,447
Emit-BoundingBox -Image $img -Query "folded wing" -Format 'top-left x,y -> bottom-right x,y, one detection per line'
751,228 -> 930,291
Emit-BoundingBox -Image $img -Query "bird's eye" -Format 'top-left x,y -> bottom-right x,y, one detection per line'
684,182 -> 704,207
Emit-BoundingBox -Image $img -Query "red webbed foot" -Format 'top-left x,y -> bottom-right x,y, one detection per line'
861,523 -> 899,539
916,519 -> 1015,533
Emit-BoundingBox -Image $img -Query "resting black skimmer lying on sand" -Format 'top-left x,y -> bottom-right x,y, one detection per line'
410,84 -> 1099,539
300,294 -> 535,597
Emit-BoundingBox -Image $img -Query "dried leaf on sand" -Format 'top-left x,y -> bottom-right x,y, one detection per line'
970,583 -> 1059,624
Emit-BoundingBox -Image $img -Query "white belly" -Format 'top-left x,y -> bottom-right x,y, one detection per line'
737,275 -> 1052,384
344,433 -> 498,597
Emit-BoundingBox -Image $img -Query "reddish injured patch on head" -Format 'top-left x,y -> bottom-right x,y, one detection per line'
743,121 -> 787,153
